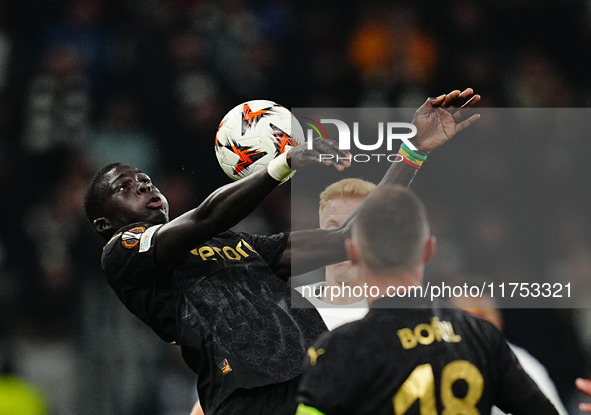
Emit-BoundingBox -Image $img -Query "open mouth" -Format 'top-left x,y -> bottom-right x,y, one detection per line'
147,197 -> 163,209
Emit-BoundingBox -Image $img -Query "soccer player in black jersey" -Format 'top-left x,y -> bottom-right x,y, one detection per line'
84,89 -> 480,415
296,186 -> 559,415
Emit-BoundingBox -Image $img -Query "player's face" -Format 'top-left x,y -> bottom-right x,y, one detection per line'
102,164 -> 169,229
320,197 -> 364,285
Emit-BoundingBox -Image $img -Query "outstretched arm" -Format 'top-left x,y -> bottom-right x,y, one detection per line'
281,160 -> 419,277
155,138 -> 351,266
276,88 -> 480,278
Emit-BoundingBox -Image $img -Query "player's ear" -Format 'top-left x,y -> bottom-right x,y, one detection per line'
423,235 -> 437,264
345,238 -> 360,265
93,217 -> 113,235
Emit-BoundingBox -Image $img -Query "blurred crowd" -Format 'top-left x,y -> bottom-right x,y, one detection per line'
1,0 -> 591,414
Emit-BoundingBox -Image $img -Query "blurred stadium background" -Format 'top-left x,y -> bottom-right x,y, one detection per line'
0,0 -> 590,414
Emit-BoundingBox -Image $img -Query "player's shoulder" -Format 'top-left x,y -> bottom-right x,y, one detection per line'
305,322 -> 356,367
306,312 -> 390,374
104,222 -> 160,252
101,222 -> 162,271
439,305 -> 504,341
314,312 -> 370,347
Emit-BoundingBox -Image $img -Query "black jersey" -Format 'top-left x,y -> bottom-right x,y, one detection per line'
296,297 -> 558,415
101,222 -> 326,414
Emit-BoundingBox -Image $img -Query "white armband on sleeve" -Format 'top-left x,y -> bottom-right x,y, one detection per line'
139,224 -> 162,253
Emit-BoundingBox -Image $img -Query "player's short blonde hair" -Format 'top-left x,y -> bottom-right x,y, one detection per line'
318,178 -> 376,215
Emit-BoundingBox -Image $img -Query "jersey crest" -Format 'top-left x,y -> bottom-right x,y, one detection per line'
218,358 -> 233,375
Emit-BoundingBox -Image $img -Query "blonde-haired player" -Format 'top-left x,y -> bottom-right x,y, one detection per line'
297,178 -> 375,330
296,186 -> 560,415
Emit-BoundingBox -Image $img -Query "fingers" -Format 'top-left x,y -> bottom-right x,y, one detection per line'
315,138 -> 351,160
333,158 -> 351,171
423,88 -> 477,110
437,88 -> 478,108
421,94 -> 445,109
454,113 -> 481,133
441,90 -> 461,107
460,94 -> 480,109
330,149 -> 351,171
451,94 -> 481,122
447,88 -> 477,109
440,88 -> 479,125
457,88 -> 475,104
323,154 -> 351,171
304,137 -> 351,171
576,378 -> 591,412
577,378 -> 591,395
319,152 -> 351,171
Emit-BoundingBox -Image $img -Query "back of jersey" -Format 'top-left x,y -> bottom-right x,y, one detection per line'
297,302 -> 559,415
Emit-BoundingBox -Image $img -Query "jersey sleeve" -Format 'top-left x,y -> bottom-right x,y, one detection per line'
491,329 -> 560,414
101,223 -> 178,343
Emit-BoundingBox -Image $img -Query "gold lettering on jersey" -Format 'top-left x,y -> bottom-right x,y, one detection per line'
192,246 -> 216,260
190,239 -> 259,261
307,347 -> 325,366
397,317 -> 462,350
235,240 -> 250,257
240,239 -> 257,254
222,246 -> 240,260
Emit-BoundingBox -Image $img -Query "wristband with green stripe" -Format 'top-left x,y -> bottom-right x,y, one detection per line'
398,143 -> 427,169
400,142 -> 427,160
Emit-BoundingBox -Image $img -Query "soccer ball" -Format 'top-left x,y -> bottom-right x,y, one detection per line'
214,99 -> 304,181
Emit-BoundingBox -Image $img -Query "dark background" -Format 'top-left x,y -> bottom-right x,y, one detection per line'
0,0 -> 590,413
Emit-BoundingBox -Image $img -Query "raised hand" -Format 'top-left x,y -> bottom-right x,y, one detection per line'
410,88 -> 481,154
287,136 -> 351,171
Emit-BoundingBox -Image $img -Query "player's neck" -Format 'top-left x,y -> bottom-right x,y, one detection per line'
363,266 -> 424,306
319,278 -> 366,305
